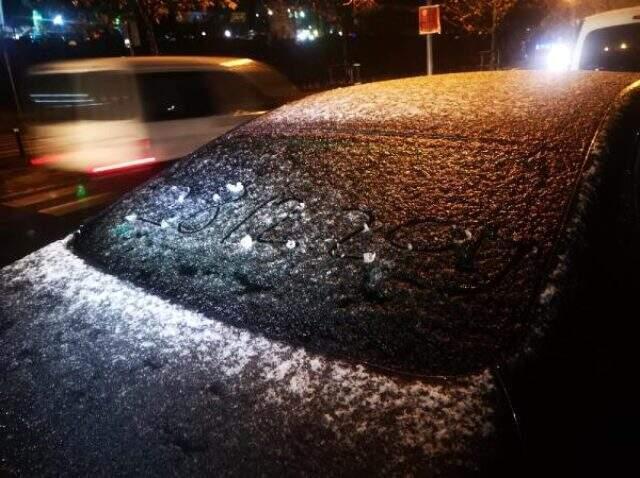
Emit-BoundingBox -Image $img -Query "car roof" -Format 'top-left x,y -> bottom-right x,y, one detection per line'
582,6 -> 640,28
28,56 -> 271,75
73,70 -> 640,376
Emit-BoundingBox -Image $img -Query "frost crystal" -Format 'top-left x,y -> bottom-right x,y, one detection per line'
125,213 -> 137,222
212,193 -> 221,202
363,252 -> 376,264
226,182 -> 244,195
239,234 -> 253,250
286,240 -> 296,249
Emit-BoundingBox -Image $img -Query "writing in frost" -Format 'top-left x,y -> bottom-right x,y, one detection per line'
122,180 -> 538,293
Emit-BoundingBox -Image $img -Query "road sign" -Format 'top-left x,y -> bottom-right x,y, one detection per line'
419,5 -> 441,35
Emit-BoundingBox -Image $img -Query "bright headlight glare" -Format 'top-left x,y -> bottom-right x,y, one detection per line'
546,43 -> 572,71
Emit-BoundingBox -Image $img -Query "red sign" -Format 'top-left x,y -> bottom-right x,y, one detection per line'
419,5 -> 441,35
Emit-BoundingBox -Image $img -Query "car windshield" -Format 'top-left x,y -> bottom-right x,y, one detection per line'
25,71 -> 136,123
580,23 -> 640,71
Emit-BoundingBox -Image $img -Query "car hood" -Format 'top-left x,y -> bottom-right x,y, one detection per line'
72,70 -> 640,376
0,239 -> 502,475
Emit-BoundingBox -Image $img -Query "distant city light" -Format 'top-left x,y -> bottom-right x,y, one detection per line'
124,38 -> 131,48
300,10 -> 306,18
53,14 -> 64,26
224,29 -> 232,38
338,30 -> 343,36
604,46 -> 609,52
267,9 -> 273,16
620,42 -> 628,49
201,31 -> 207,36
296,28 -> 318,42
256,13 -> 260,18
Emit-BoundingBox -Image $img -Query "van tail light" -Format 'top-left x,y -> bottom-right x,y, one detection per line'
31,154 -> 62,166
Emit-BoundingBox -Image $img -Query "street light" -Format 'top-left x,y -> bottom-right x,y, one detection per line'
53,14 -> 64,26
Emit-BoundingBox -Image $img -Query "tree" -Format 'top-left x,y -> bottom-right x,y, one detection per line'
443,0 -> 518,34
443,0 -> 519,68
23,1 -> 238,53
266,0 -> 379,66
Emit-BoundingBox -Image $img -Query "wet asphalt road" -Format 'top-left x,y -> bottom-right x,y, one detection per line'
0,164 -> 169,268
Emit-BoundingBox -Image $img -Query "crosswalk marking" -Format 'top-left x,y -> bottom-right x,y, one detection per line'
39,192 -> 115,217
2,185 -> 78,208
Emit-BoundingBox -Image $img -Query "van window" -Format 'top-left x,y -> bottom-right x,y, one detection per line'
210,71 -> 272,112
26,71 -> 136,123
580,23 -> 640,71
136,70 -> 272,122
136,71 -> 218,122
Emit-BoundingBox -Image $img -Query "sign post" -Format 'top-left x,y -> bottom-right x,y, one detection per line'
419,2 -> 441,76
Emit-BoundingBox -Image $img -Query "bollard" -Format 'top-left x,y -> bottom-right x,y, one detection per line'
13,127 -> 27,166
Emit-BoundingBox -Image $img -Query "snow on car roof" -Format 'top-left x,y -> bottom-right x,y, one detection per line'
73,70 -> 640,376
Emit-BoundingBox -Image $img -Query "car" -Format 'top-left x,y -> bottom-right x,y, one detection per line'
1,70 -> 640,476
571,5 -> 640,71
24,56 -> 298,173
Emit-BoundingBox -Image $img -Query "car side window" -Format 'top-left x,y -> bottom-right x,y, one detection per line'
207,71 -> 271,113
580,23 -> 640,72
26,71 -> 136,123
136,71 -> 220,122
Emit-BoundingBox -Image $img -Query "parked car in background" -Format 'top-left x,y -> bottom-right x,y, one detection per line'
572,5 -> 640,71
535,6 -> 640,72
24,56 -> 298,173
2,70 -> 640,476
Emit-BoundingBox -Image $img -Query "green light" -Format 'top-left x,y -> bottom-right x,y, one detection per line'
32,10 -> 43,36
75,184 -> 87,199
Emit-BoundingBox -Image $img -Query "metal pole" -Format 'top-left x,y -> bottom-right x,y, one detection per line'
1,0 -> 27,165
490,0 -> 498,70
426,0 -> 433,75
0,0 -> 20,116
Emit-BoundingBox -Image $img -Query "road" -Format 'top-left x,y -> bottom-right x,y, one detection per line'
0,132 -> 24,169
0,161 -> 168,268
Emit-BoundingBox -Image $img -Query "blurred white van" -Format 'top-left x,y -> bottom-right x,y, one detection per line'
571,6 -> 640,71
25,56 -> 298,173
